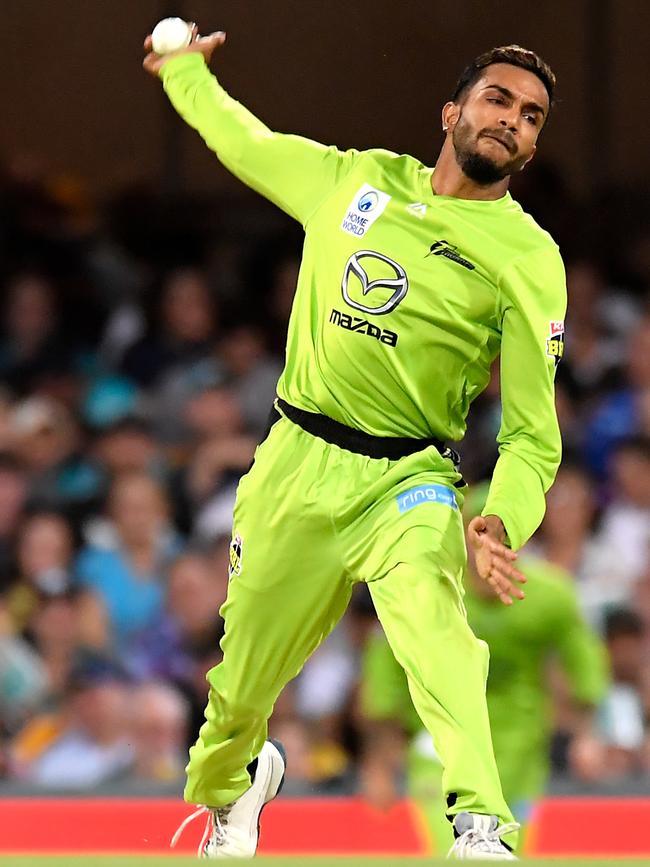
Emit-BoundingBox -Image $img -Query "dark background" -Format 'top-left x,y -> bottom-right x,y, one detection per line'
3,0 -> 648,196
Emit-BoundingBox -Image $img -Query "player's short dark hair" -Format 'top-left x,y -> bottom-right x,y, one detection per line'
611,435 -> 650,463
604,608 -> 645,641
452,45 -> 556,108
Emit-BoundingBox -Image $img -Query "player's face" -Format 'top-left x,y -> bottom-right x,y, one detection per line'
444,63 -> 549,185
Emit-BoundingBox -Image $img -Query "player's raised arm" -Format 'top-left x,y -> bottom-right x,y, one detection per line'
483,244 -> 567,551
143,27 -> 359,225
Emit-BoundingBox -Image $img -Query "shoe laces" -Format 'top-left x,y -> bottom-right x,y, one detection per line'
448,820 -> 520,858
170,804 -> 232,856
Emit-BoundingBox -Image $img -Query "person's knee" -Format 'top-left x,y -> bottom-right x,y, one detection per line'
205,686 -> 270,726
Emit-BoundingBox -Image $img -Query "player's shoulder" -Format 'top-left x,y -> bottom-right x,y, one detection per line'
503,198 -> 561,258
496,202 -> 566,302
358,147 -> 420,169
354,148 -> 427,186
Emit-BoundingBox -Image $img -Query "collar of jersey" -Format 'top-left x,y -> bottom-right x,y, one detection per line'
420,167 -> 514,208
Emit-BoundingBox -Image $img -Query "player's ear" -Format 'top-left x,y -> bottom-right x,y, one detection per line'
441,101 -> 460,133
520,144 -> 537,170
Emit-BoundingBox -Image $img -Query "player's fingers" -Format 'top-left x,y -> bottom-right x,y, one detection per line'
491,570 -> 526,601
201,31 -> 227,47
486,567 -> 525,602
484,538 -> 518,561
192,31 -> 226,62
489,579 -> 513,606
144,34 -> 153,51
486,575 -> 512,605
142,52 -> 164,75
491,556 -> 527,584
509,565 -> 527,584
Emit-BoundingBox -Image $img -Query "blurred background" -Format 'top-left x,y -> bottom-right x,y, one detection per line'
1,0 -> 650,839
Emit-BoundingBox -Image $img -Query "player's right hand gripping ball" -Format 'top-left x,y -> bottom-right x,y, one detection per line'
151,17 -> 192,55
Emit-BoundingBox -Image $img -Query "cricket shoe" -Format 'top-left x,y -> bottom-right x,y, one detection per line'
447,812 -> 519,860
171,739 -> 286,858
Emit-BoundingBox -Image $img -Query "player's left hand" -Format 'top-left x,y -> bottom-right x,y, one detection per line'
467,515 -> 526,605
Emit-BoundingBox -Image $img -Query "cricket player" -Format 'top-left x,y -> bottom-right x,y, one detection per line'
144,27 -> 565,861
361,485 -> 608,855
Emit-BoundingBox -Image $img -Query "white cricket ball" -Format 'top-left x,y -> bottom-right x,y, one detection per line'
151,17 -> 192,55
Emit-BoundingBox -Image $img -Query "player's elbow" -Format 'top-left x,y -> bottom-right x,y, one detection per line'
498,431 -> 562,492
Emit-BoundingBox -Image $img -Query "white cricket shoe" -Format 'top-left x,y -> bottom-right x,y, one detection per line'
448,812 -> 519,860
171,739 -> 286,859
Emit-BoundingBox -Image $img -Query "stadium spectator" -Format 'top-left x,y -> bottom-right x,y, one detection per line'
27,589 -> 83,704
4,512 -> 76,634
214,324 -> 282,438
92,416 -> 169,488
596,609 -> 650,777
182,387 -> 256,541
76,472 -> 182,650
558,260 -> 624,409
0,273 -> 72,396
583,316 -> 650,476
9,653 -> 133,789
121,268 -> 217,389
9,397 -> 102,515
129,681 -> 189,782
599,438 -> 650,578
0,454 -> 29,584
0,627 -> 47,737
166,548 -> 228,744
529,462 -> 599,576
124,550 -> 225,687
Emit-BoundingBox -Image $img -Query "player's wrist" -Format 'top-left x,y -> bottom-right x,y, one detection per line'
482,513 -> 506,543
158,50 -> 207,80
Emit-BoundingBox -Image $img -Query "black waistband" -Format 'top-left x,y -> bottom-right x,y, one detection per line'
273,398 -> 457,463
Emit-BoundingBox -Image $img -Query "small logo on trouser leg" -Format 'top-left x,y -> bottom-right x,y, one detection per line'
229,532 -> 243,579
396,484 -> 458,513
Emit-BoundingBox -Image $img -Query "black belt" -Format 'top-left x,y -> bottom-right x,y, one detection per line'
272,398 -> 460,468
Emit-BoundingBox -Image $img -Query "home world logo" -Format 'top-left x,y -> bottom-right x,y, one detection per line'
341,184 -> 391,238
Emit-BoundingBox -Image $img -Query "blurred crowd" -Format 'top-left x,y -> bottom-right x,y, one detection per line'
0,151 -> 650,797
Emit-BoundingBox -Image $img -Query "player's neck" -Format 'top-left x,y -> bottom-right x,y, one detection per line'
432,146 -> 510,201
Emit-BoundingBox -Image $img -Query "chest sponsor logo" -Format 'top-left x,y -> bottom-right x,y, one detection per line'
341,184 -> 391,237
329,308 -> 398,347
396,483 -> 458,513
341,250 -> 409,315
428,239 -> 475,271
546,320 -> 565,366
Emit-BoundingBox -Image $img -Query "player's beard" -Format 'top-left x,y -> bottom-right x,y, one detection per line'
452,114 -> 521,185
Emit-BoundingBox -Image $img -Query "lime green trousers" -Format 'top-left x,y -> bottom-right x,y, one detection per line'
185,412 -> 514,835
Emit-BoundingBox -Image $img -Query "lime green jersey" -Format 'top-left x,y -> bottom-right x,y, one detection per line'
161,54 -> 566,548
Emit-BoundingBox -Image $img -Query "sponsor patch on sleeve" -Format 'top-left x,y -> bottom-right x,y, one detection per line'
546,320 -> 565,366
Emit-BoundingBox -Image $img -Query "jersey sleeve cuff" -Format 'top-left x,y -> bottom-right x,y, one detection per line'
159,52 -> 207,81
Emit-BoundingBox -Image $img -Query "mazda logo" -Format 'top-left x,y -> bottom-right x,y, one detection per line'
341,250 -> 409,316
